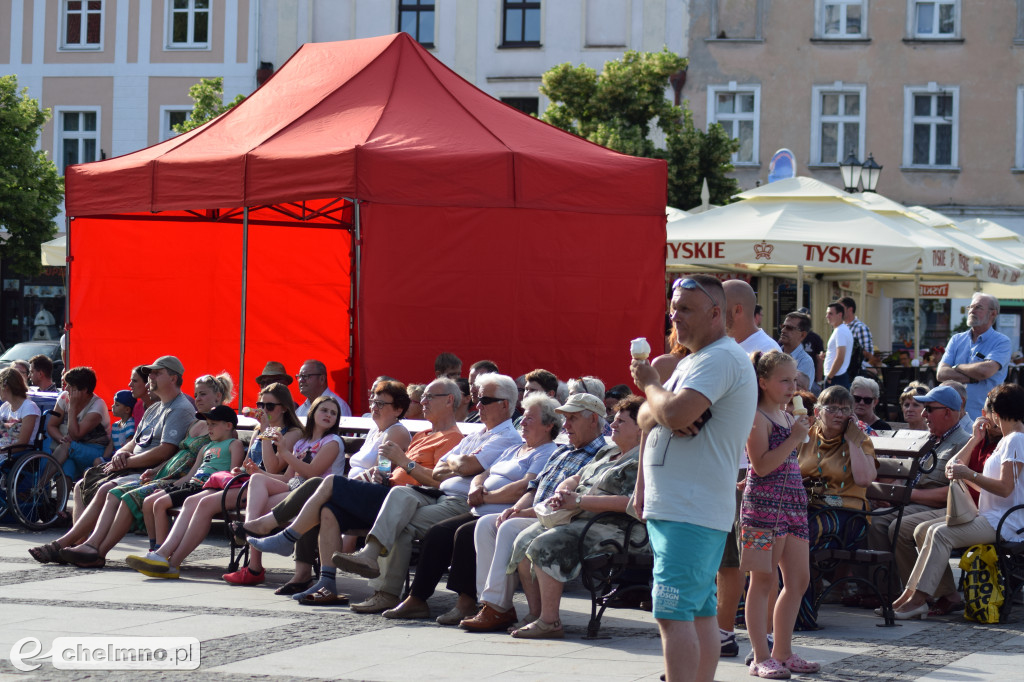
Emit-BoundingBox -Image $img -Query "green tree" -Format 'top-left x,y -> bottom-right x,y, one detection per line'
0,76 -> 63,277
540,48 -> 740,209
173,77 -> 245,133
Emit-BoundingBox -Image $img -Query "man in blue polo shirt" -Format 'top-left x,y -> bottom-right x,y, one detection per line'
937,293 -> 1011,421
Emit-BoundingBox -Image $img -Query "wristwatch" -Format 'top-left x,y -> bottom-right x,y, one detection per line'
405,461 -> 417,473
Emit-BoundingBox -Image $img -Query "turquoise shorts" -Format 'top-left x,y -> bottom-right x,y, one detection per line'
648,519 -> 727,622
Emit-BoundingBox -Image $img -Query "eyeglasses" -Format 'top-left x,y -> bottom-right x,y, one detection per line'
821,405 -> 851,415
295,373 -> 324,380
369,399 -> 394,408
672,278 -> 718,307
477,396 -> 507,406
780,324 -> 801,332
923,405 -> 949,413
255,401 -> 281,410
421,393 -> 446,402
852,395 -> 875,404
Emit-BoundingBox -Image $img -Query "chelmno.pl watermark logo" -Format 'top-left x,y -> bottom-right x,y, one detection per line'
10,636 -> 200,672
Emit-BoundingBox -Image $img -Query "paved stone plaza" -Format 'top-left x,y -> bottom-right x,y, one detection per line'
0,526 -> 1021,681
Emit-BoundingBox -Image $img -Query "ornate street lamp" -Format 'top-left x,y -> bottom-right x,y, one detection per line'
839,150 -> 863,193
860,153 -> 882,192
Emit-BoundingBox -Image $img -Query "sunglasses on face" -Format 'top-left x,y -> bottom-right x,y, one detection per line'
477,396 -> 506,406
256,402 -> 281,410
923,405 -> 949,413
852,395 -> 875,404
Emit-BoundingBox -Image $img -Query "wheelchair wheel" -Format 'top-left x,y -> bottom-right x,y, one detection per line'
0,457 -> 9,521
7,451 -> 69,530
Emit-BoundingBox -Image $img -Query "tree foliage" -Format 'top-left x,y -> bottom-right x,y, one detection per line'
540,48 -> 740,209
173,77 -> 245,133
0,76 -> 63,276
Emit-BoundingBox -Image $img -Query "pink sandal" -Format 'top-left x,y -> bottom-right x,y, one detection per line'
749,658 -> 791,679
782,653 -> 820,674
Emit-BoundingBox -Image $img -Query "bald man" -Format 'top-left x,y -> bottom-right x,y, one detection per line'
722,280 -> 780,355
937,293 -> 1011,420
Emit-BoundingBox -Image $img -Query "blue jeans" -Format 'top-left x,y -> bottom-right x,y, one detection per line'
44,436 -> 107,480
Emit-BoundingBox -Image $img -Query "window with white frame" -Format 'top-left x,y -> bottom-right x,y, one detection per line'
160,107 -> 192,141
811,85 -> 866,165
56,109 -> 100,170
903,85 -> 958,168
909,0 -> 959,39
62,0 -> 103,49
707,85 -> 760,164
817,0 -> 866,39
168,0 -> 210,48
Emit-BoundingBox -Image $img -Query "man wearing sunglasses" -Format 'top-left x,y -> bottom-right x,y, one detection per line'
335,373 -> 523,614
630,274 -> 757,682
295,359 -> 351,418
779,311 -> 817,393
867,384 -> 971,610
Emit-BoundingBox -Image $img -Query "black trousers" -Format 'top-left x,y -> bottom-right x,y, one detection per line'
409,512 -> 479,601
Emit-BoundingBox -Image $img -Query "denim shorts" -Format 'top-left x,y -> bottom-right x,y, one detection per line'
649,519 -> 727,622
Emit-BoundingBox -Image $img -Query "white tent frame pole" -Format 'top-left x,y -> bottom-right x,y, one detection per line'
797,266 -> 804,310
239,207 -> 249,408
859,271 -> 866,322
350,199 -> 361,411
914,273 -> 921,356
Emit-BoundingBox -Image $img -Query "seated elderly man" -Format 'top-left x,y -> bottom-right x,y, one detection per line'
460,392 -> 618,633
866,385 -> 971,611
851,376 -> 890,432
41,356 -> 194,562
295,359 -> 351,417
334,373 -> 524,613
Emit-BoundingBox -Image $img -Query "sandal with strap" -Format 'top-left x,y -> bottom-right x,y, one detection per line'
59,544 -> 101,567
510,618 -> 564,639
299,587 -> 350,606
749,658 -> 791,679
782,653 -> 820,674
29,540 -> 64,564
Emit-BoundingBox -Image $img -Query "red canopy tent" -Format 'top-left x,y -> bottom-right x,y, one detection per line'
64,33 -> 667,410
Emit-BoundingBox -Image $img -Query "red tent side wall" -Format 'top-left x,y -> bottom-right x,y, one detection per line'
69,214 -> 352,410
357,203 -> 665,397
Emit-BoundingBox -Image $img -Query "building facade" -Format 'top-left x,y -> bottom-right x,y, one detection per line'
683,0 -> 1024,355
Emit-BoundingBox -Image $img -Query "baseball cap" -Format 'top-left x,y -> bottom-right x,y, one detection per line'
145,355 -> 185,376
114,390 -> 137,409
555,393 -> 606,417
196,404 -> 238,426
914,385 -> 961,412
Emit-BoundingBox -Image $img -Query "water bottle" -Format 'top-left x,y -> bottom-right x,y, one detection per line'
377,452 -> 392,478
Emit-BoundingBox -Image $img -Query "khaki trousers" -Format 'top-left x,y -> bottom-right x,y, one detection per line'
906,515 -> 995,596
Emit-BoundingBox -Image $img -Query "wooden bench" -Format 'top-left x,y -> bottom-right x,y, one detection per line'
808,430 -> 936,626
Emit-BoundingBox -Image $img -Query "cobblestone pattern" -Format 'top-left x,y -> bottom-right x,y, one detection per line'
1,553 -> 1022,681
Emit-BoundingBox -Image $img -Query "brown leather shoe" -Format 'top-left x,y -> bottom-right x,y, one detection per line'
459,604 -> 517,632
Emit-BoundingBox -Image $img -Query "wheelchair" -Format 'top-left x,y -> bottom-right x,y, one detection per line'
0,408 -> 70,530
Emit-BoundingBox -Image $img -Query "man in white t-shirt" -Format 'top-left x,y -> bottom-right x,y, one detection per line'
723,280 -> 780,356
718,278 -> 778,656
822,301 -> 854,389
295,359 -> 352,418
631,275 -> 757,682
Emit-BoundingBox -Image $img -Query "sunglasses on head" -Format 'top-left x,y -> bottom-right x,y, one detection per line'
672,277 -> 718,307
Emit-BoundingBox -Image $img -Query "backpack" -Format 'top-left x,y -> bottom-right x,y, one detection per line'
959,544 -> 1004,624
